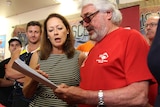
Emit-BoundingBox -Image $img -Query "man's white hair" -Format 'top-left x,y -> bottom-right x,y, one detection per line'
79,0 -> 122,26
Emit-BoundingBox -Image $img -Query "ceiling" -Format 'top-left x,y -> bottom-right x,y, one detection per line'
0,0 -> 59,18
0,0 -> 145,18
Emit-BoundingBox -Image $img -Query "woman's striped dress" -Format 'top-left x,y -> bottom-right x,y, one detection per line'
29,50 -> 80,107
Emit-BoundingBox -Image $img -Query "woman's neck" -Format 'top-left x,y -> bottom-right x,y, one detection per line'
51,47 -> 64,54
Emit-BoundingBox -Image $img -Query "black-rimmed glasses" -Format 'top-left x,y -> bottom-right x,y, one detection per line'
145,22 -> 158,28
79,10 -> 99,25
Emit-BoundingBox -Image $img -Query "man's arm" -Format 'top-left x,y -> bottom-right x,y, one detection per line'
0,78 -> 14,87
5,48 -> 25,80
54,81 -> 149,107
5,64 -> 25,79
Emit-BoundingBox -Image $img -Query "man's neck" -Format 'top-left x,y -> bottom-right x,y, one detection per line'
26,43 -> 40,53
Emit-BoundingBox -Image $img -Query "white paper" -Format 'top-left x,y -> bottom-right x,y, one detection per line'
12,58 -> 57,90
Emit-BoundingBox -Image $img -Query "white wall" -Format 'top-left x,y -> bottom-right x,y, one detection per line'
4,0 -> 80,58
119,0 -> 142,4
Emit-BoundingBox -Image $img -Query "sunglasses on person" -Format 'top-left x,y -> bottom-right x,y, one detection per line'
79,10 -> 99,25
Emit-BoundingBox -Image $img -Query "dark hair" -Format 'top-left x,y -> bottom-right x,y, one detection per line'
8,37 -> 22,47
40,13 -> 75,60
26,21 -> 42,33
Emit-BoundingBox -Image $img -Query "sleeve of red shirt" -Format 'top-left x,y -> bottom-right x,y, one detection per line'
124,29 -> 156,84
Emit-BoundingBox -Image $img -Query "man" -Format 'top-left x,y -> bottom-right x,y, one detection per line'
144,13 -> 159,106
5,21 -> 42,107
145,13 -> 160,45
0,37 -> 22,107
54,0 -> 156,107
148,19 -> 160,107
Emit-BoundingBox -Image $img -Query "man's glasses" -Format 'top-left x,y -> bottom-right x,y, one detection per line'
79,10 -> 99,25
145,22 -> 158,28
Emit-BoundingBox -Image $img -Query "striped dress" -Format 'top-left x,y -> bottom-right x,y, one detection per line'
29,50 -> 80,107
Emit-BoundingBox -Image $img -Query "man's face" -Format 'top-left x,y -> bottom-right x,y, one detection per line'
9,41 -> 21,54
145,17 -> 159,44
81,5 -> 108,41
26,26 -> 41,44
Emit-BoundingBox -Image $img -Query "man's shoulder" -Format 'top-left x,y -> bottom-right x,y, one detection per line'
117,27 -> 142,38
0,58 -> 11,65
20,48 -> 27,55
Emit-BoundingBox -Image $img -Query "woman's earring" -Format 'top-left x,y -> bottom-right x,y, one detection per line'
67,32 -> 69,36
48,37 -> 50,39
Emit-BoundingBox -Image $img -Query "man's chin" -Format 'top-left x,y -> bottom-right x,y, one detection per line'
90,33 -> 98,41
88,30 -> 94,36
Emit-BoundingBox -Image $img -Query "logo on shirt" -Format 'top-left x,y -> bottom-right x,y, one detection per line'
96,52 -> 109,63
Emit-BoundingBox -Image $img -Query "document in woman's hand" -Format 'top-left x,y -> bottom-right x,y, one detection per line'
12,58 -> 58,90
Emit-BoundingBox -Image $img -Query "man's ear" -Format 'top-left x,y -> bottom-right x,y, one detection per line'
104,11 -> 112,20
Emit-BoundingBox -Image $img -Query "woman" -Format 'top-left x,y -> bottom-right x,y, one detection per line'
23,13 -> 86,107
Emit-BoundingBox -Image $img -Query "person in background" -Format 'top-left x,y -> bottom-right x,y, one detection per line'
53,0 -> 156,107
148,19 -> 160,107
5,21 -> 42,107
22,13 -> 86,107
76,37 -> 96,56
0,37 -> 22,107
145,13 -> 160,45
144,13 -> 159,106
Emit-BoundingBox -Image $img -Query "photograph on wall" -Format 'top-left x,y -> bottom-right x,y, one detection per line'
17,33 -> 28,47
0,35 -> 6,61
68,16 -> 89,48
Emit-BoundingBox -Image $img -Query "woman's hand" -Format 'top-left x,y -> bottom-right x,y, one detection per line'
35,64 -> 49,78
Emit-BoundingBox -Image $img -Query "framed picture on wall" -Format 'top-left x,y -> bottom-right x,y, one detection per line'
66,14 -> 89,47
0,35 -> 6,61
17,33 -> 28,47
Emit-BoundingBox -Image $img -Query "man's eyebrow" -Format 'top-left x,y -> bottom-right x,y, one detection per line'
80,12 -> 90,18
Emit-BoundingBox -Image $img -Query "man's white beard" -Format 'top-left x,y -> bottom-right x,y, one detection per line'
90,32 -> 98,41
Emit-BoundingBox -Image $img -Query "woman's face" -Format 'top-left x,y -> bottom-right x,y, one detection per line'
47,17 -> 68,49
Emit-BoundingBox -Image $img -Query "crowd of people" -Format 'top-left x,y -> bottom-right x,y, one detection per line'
1,21 -> 42,107
0,0 -> 159,107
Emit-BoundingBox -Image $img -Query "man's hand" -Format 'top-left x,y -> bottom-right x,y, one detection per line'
54,84 -> 87,104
